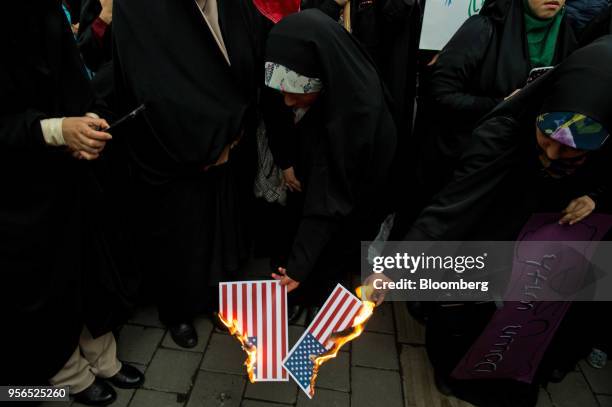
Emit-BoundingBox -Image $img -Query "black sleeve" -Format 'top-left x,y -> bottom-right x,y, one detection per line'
287,110 -> 382,281
0,110 -> 47,150
405,116 -> 520,240
430,16 -> 502,121
0,64 -> 47,149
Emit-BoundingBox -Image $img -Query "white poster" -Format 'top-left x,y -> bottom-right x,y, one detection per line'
419,0 -> 486,51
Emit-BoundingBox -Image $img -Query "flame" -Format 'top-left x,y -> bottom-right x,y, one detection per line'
217,313 -> 257,383
308,286 -> 376,397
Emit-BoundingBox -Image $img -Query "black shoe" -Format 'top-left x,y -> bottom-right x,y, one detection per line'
169,322 -> 198,348
107,363 -> 145,389
288,305 -> 304,325
434,372 -> 453,396
549,367 -> 571,383
73,378 -> 116,406
305,307 -> 321,326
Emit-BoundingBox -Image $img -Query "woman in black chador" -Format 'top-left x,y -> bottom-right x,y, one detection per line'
1,2 -> 143,403
264,10 -> 397,312
395,0 -> 579,236
113,0 -> 278,347
403,36 -> 612,407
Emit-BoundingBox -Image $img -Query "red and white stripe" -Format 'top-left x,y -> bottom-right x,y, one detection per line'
219,281 -> 288,381
306,284 -> 362,349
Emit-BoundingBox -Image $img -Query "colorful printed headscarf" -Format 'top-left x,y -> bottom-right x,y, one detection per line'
536,112 -> 609,151
264,62 -> 323,94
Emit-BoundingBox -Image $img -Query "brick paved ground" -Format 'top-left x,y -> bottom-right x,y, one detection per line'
41,259 -> 612,407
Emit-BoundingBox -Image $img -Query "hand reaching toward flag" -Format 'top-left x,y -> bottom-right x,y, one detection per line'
271,267 -> 300,292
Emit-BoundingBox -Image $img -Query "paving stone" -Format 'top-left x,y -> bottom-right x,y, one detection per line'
241,400 -> 291,407
547,371 -> 599,407
41,402 -> 72,407
289,325 -> 304,349
400,345 -> 475,407
130,389 -> 184,407
393,303 -> 425,345
579,360 -> 612,395
117,325 -> 165,365
289,307 -> 307,327
297,388 -> 350,407
244,381 -> 298,404
71,386 -> 135,407
186,371 -> 246,407
351,366 -> 403,407
315,351 -> 350,393
535,389 -> 553,407
145,349 -> 201,394
365,303 -> 395,334
162,317 -> 213,353
201,333 -> 250,376
598,395 -> 612,407
130,305 -> 165,328
352,332 -> 399,370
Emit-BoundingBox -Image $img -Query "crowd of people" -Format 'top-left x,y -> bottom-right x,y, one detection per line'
2,0 -> 612,406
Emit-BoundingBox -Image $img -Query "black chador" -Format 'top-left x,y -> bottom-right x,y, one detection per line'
113,0 -> 275,325
0,1 -> 130,385
265,10 -> 397,299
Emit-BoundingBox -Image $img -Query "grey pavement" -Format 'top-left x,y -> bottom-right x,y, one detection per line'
44,262 -> 612,407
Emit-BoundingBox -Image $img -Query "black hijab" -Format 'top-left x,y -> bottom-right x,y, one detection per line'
407,35 -> 612,241
113,0 -> 266,179
265,9 -> 397,217
478,0 -> 577,96
265,10 -> 397,281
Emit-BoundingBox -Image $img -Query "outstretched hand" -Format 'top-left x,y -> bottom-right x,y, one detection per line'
559,195 -> 595,225
271,267 -> 300,292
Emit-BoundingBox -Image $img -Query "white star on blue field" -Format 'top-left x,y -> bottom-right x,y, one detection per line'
284,333 -> 327,390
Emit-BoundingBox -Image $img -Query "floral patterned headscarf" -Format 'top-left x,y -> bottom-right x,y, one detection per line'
264,62 -> 323,94
537,112 -> 609,151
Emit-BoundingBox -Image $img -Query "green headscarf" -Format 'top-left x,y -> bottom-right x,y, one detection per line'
523,0 -> 565,67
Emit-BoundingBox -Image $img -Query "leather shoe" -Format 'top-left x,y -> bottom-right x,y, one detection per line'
288,305 -> 304,325
107,363 -> 145,389
305,306 -> 321,326
169,322 -> 198,348
73,378 -> 116,406
434,372 -> 453,396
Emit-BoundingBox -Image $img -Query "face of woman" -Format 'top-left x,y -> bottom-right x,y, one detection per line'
536,126 -> 587,162
281,91 -> 320,108
527,0 -> 566,19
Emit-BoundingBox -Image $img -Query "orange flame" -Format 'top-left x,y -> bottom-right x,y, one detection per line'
308,286 -> 376,397
217,313 -> 257,383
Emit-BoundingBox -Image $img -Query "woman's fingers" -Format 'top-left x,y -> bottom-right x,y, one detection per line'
560,196 -> 596,225
79,150 -> 99,161
287,280 -> 300,293
85,127 -> 112,141
563,199 -> 580,214
569,206 -> 593,225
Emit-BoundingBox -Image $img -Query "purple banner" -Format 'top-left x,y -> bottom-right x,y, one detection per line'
451,213 -> 612,383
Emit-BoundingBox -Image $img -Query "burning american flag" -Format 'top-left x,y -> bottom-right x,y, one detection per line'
218,280 -> 289,382
283,284 -> 372,398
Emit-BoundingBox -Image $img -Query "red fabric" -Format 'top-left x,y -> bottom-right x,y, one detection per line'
252,0 -> 301,23
91,17 -> 109,45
